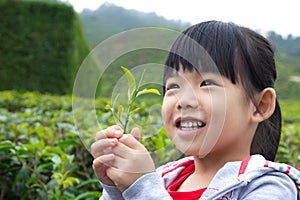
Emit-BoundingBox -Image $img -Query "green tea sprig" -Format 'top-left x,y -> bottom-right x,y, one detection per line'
106,66 -> 161,133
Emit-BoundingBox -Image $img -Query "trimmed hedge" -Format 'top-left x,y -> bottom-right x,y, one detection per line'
0,0 -> 90,94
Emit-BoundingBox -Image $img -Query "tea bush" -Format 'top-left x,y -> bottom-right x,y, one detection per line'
0,90 -> 299,199
0,91 -> 106,199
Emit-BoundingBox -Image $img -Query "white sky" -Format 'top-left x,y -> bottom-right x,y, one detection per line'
64,0 -> 300,37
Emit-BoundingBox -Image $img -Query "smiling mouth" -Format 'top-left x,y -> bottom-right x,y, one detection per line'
176,120 -> 206,131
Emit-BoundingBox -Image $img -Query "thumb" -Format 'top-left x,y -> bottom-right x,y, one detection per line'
130,127 -> 140,142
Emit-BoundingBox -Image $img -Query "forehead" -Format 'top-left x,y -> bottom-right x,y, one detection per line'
165,62 -> 221,80
165,65 -> 226,84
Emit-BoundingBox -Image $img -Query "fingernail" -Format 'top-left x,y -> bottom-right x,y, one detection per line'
108,138 -> 117,144
114,130 -> 123,137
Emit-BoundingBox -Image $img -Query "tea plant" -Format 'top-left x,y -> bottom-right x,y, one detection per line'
0,90 -> 299,199
0,91 -> 103,199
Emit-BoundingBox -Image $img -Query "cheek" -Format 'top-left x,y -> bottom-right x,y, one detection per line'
161,98 -> 176,137
199,93 -> 227,154
161,96 -> 176,119
161,101 -> 167,122
209,93 -> 227,127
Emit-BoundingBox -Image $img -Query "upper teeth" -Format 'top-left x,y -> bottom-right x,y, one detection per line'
180,121 -> 204,128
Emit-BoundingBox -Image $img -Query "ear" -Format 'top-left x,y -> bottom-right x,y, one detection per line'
251,88 -> 276,123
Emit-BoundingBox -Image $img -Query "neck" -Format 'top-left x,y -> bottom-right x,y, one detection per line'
193,147 -> 250,174
177,155 -> 225,191
178,130 -> 254,191
177,153 -> 249,192
189,151 -> 249,189
192,155 -> 225,186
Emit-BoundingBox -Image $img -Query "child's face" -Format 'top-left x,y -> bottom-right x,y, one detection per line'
162,65 -> 255,158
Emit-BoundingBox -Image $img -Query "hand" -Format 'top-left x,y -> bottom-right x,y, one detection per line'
91,125 -> 123,186
106,128 -> 155,192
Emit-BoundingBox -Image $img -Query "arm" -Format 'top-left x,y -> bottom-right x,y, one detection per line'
99,183 -> 124,200
239,172 -> 298,199
99,168 -> 172,200
122,172 -> 172,200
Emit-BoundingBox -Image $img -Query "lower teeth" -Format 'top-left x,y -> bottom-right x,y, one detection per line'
181,127 -> 198,130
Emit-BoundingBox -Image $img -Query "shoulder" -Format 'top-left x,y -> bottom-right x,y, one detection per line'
238,155 -> 299,184
239,170 -> 298,199
238,155 -> 300,199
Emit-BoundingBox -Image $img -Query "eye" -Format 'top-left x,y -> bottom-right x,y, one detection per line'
166,83 -> 180,91
200,80 -> 216,87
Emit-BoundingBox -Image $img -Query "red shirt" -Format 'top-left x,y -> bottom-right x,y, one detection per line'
166,162 -> 207,200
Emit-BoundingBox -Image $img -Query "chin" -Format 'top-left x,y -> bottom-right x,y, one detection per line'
175,142 -> 214,158
174,142 -> 202,156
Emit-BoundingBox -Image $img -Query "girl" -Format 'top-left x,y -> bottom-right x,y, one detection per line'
91,21 -> 300,199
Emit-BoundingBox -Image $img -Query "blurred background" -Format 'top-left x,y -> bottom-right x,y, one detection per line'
0,0 -> 299,199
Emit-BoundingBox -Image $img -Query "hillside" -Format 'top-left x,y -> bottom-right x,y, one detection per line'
80,2 -> 190,47
268,31 -> 300,57
78,3 -> 300,100
275,54 -> 300,100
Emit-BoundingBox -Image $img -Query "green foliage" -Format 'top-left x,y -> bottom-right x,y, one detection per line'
1,90 -> 300,199
0,0 -> 90,94
276,101 -> 300,168
275,54 -> 300,100
0,91 -> 104,199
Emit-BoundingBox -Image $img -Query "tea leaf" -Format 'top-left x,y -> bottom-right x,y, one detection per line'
105,104 -> 111,111
136,88 -> 161,97
121,66 -> 136,100
74,191 -> 101,200
117,105 -> 124,119
137,68 -> 146,89
129,107 -> 141,115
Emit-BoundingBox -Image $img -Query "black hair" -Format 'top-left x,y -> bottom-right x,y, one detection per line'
164,21 -> 281,161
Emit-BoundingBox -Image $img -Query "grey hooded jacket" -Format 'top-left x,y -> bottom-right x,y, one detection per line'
100,155 -> 300,199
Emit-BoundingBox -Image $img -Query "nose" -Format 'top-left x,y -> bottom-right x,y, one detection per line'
176,88 -> 199,110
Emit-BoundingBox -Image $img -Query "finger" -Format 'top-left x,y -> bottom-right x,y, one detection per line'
118,134 -> 144,150
93,154 -> 115,168
111,141 -> 132,159
108,155 -> 144,173
130,127 -> 140,142
108,152 -> 155,174
108,154 -> 127,169
95,125 -> 123,140
93,155 -> 116,186
109,147 -> 155,174
91,138 -> 118,158
112,140 -> 148,161
106,166 -> 140,192
106,167 -> 124,190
